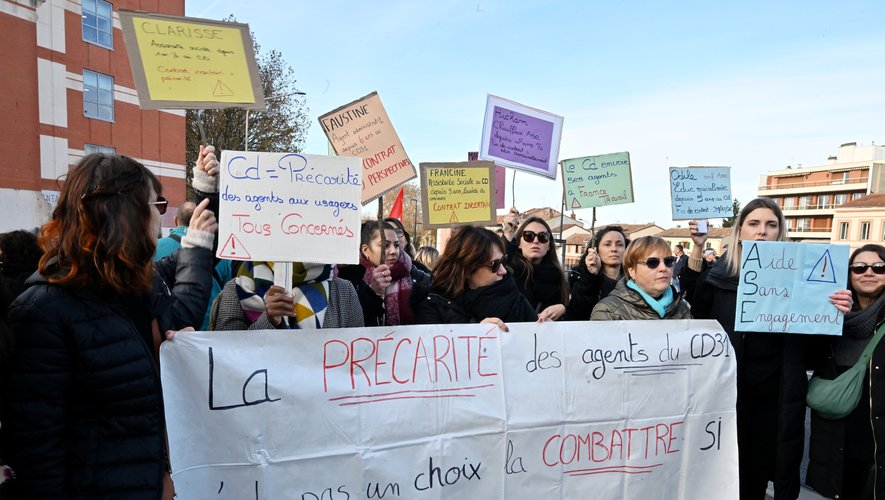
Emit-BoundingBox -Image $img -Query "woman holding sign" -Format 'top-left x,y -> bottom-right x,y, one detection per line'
682,198 -> 852,500
807,244 -> 885,499
1,153 -> 216,497
411,226 -> 537,329
501,211 -> 569,321
589,235 -> 691,320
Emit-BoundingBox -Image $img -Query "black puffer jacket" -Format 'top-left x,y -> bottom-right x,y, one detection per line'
1,247 -> 212,498
685,255 -> 808,500
411,274 -> 538,325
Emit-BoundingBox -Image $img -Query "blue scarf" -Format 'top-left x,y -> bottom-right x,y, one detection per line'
626,279 -> 674,318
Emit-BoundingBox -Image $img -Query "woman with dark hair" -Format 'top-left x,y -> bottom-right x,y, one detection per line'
807,244 -> 885,499
385,217 -> 430,274
0,230 -> 42,298
338,220 -> 429,327
501,212 -> 569,321
565,225 -> 629,320
412,226 -> 536,329
681,198 -> 852,500
590,235 -> 691,320
0,153 -> 216,497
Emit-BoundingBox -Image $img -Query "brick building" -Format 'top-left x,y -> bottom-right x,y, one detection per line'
0,0 -> 186,233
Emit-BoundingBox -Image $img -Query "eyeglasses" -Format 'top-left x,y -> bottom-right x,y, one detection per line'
148,196 -> 168,215
522,231 -> 550,244
849,262 -> 885,275
638,256 -> 677,269
487,255 -> 507,273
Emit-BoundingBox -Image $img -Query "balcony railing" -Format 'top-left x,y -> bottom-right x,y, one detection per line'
783,203 -> 839,210
789,226 -> 833,233
759,176 -> 868,191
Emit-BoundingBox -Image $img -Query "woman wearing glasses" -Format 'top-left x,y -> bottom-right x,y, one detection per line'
501,211 -> 569,321
681,198 -> 852,500
1,154 -> 216,497
589,235 -> 691,320
566,225 -> 629,320
807,244 -> 885,499
412,226 -> 536,330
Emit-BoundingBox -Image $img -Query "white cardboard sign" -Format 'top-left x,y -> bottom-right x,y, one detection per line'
216,151 -> 362,264
162,321 -> 738,499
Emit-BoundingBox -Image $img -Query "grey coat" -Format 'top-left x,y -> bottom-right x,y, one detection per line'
590,279 -> 692,321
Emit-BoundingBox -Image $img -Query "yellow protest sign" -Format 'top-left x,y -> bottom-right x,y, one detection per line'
421,162 -> 497,228
119,10 -> 264,110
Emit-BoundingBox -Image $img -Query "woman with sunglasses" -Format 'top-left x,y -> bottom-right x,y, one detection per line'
338,220 -> 429,327
566,225 -> 629,320
501,212 -> 569,321
589,235 -> 691,320
807,244 -> 885,499
681,198 -> 852,500
411,226 -> 537,330
1,153 -> 217,497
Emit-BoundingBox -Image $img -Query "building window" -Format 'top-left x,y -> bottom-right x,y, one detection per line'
817,194 -> 829,209
796,218 -> 811,231
83,70 -> 114,122
783,197 -> 796,209
852,192 -> 865,200
84,144 -> 116,156
840,222 -> 850,240
833,193 -> 848,206
82,0 -> 113,49
799,195 -> 812,209
861,221 -> 871,240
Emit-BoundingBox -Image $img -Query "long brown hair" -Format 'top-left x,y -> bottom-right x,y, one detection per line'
721,197 -> 787,277
39,154 -> 162,294
512,216 -> 569,305
432,226 -> 504,297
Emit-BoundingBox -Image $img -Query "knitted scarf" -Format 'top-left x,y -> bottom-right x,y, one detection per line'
235,261 -> 332,329
626,279 -> 674,318
360,250 -> 413,325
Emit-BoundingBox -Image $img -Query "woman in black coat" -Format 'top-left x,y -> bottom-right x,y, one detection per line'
565,225 -> 628,320
0,154 -> 216,498
412,226 -> 537,329
681,198 -> 852,500
807,244 -> 885,499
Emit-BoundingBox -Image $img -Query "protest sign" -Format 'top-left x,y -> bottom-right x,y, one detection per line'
479,95 -> 563,179
735,241 -> 849,334
119,11 -> 264,110
562,152 -> 634,209
669,167 -> 732,220
319,92 -> 416,204
469,151 -> 506,209
421,161 -> 497,228
162,320 -> 738,499
216,150 -> 362,264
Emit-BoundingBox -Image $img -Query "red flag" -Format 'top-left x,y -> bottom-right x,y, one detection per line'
388,187 -> 404,219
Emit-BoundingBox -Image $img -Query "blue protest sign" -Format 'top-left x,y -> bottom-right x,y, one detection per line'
735,241 -> 849,335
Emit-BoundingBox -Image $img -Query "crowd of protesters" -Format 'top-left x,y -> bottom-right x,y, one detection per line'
0,147 -> 880,499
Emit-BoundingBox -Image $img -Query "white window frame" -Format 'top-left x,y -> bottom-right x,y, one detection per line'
861,221 -> 871,240
840,222 -> 849,240
84,144 -> 116,156
82,0 -> 113,49
83,69 -> 114,122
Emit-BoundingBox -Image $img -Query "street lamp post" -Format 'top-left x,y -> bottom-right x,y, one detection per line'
244,91 -> 306,151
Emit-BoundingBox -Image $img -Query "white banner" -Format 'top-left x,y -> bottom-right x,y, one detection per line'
161,321 -> 738,499
216,151 -> 362,264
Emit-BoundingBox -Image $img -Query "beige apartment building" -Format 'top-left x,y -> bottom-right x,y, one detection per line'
757,142 -> 885,243
831,194 -> 885,252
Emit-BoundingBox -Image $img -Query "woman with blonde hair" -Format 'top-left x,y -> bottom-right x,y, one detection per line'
590,235 -> 691,320
681,198 -> 852,500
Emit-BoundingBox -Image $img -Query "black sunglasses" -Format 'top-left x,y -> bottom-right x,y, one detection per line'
638,256 -> 677,269
149,196 -> 168,215
850,262 -> 885,275
487,255 -> 507,273
522,231 -> 550,244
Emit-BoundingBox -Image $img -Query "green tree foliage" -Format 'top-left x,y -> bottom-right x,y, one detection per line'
184,21 -> 308,197
722,198 -> 741,228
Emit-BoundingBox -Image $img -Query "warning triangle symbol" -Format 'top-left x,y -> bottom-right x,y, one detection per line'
218,234 -> 251,260
212,80 -> 235,97
449,211 -> 459,223
807,249 -> 836,283
571,197 -> 583,209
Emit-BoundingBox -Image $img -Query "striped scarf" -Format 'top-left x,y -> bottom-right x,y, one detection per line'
235,261 -> 332,329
